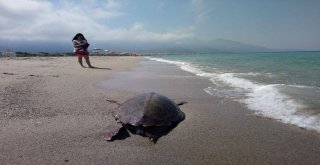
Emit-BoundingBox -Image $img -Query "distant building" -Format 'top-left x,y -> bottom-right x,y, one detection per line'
92,48 -> 114,56
90,48 -> 142,56
92,48 -> 103,56
1,50 -> 16,57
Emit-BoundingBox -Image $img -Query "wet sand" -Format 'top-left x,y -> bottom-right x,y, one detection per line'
1,57 -> 320,164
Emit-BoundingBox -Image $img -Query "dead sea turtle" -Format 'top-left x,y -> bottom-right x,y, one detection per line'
105,92 -> 186,142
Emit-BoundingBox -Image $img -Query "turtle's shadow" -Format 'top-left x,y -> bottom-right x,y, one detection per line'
112,122 -> 181,143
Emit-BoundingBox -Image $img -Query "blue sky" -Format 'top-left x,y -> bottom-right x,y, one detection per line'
0,0 -> 319,50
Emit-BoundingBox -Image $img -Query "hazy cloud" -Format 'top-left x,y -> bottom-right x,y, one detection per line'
190,0 -> 212,26
0,0 -> 194,42
1,0 -> 318,51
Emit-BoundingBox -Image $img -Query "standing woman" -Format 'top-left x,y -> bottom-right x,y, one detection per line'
72,33 -> 94,68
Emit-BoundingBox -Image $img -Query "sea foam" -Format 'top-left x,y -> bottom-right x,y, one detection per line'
147,57 -> 320,133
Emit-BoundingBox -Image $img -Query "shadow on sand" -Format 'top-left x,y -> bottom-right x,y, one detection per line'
88,66 -> 112,70
109,122 -> 181,143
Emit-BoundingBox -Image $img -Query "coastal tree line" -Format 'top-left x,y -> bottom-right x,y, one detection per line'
15,52 -> 74,57
1,51 -> 145,57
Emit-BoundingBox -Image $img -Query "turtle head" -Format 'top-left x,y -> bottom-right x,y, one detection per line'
104,123 -> 123,141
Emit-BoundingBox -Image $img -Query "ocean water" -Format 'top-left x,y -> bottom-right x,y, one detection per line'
147,51 -> 320,132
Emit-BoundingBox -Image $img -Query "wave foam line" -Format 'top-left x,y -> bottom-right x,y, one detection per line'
147,57 -> 320,133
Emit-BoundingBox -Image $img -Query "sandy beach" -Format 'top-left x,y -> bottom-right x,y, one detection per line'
1,56 -> 320,164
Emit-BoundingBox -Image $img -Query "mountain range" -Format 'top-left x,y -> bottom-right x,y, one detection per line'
1,38 -> 274,53
95,38 -> 273,53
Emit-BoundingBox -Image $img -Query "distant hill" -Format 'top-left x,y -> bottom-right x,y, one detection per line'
1,38 -> 273,53
97,38 -> 273,53
207,39 -> 272,52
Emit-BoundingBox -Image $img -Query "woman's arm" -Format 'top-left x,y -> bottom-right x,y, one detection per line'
73,40 -> 86,48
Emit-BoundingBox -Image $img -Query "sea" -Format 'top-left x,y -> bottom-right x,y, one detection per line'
147,51 -> 320,133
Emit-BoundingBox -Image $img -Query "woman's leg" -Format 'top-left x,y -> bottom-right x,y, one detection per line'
78,56 -> 85,67
84,55 -> 94,68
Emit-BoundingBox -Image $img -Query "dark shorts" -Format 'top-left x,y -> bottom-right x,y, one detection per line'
74,50 -> 89,56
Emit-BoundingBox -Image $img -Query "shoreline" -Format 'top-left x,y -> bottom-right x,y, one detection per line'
100,57 -> 320,164
146,54 -> 320,134
1,56 -> 320,164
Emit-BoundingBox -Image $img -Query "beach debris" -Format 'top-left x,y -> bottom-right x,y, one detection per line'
28,74 -> 41,77
105,92 -> 186,143
3,72 -> 15,75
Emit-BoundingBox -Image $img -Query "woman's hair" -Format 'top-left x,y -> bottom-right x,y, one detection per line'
72,33 -> 87,41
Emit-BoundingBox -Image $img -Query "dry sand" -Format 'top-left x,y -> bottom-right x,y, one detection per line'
1,56 -> 320,165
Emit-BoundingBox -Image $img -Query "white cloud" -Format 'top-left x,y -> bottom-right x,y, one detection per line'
137,31 -> 194,41
191,0 -> 205,11
131,23 -> 145,31
92,8 -> 124,19
190,0 -> 212,26
0,0 -> 194,42
0,0 -> 51,13
91,24 -> 193,42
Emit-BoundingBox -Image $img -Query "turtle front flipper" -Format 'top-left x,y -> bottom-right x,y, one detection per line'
104,123 -> 123,141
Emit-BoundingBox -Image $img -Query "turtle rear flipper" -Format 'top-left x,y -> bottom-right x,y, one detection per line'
104,123 -> 123,141
176,101 -> 187,106
145,132 -> 158,143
